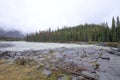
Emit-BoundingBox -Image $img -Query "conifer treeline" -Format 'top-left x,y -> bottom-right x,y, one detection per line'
25,17 -> 120,42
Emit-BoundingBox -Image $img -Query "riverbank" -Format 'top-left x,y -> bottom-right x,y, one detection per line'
0,46 -> 120,80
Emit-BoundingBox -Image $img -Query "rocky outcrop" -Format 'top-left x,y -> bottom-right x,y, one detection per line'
0,47 -> 120,80
0,51 -> 11,59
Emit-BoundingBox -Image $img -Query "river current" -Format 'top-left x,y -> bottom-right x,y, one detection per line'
0,41 -> 110,51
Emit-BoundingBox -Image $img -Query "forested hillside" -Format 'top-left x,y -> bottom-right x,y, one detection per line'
25,17 -> 120,42
0,27 -> 24,41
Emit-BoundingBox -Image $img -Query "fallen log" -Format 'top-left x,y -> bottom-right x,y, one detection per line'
56,65 -> 96,80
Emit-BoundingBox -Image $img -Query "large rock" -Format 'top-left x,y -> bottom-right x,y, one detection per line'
97,42 -> 105,46
42,69 -> 51,76
118,46 -> 120,52
0,51 -> 11,59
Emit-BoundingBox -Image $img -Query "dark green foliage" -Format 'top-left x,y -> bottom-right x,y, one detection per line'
25,17 -> 120,42
116,16 -> 120,41
111,17 -> 116,42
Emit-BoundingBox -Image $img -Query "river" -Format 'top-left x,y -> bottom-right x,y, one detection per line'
0,41 -> 110,51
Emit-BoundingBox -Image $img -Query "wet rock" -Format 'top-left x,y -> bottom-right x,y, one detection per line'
118,46 -> 120,52
72,76 -> 78,80
38,58 -> 45,61
42,49 -> 50,54
98,72 -> 118,80
77,76 -> 85,80
82,71 -> 97,79
0,51 -> 11,59
55,53 -> 63,59
97,42 -> 105,46
45,64 -> 51,69
107,50 -> 120,56
0,46 -> 120,80
107,50 -> 114,54
109,50 -> 120,56
100,57 -> 110,60
110,67 -> 120,77
42,69 -> 51,76
114,52 -> 120,56
58,75 -> 69,80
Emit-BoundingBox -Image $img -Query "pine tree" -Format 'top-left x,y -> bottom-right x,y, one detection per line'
111,17 -> 116,42
116,16 -> 120,42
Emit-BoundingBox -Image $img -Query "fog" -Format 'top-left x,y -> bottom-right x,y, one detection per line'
0,0 -> 120,33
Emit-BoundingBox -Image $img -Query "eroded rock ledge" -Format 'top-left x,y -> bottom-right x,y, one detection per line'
0,47 -> 120,80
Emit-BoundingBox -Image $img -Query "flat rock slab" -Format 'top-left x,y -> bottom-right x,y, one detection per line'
0,47 -> 120,80
42,69 -> 51,76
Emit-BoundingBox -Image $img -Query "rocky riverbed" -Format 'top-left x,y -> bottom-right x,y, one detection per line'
0,46 -> 120,80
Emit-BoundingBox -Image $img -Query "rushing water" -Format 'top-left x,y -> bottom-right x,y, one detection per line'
0,41 -> 110,51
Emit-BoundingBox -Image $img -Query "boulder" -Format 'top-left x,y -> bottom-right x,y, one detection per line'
118,46 -> 120,52
97,42 -> 105,46
0,51 -> 11,59
42,69 -> 51,76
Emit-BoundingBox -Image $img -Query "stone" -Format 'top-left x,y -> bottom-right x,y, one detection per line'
42,69 -> 51,76
36,64 -> 44,70
117,46 -> 120,52
82,71 -> 97,79
1,45 -> 120,80
97,42 -> 105,46
0,51 -> 11,59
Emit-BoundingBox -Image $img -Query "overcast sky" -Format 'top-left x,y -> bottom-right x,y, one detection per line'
0,0 -> 120,33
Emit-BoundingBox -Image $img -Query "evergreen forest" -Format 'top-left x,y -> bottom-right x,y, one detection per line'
25,17 -> 120,42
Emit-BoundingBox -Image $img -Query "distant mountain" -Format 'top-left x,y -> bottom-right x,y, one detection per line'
0,27 -> 24,39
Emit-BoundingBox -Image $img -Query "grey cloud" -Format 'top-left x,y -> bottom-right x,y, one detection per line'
0,0 -> 120,33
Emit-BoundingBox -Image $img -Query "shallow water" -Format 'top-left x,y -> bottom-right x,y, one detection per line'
0,41 -> 110,51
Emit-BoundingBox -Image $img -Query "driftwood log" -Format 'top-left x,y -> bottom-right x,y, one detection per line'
56,65 -> 96,80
